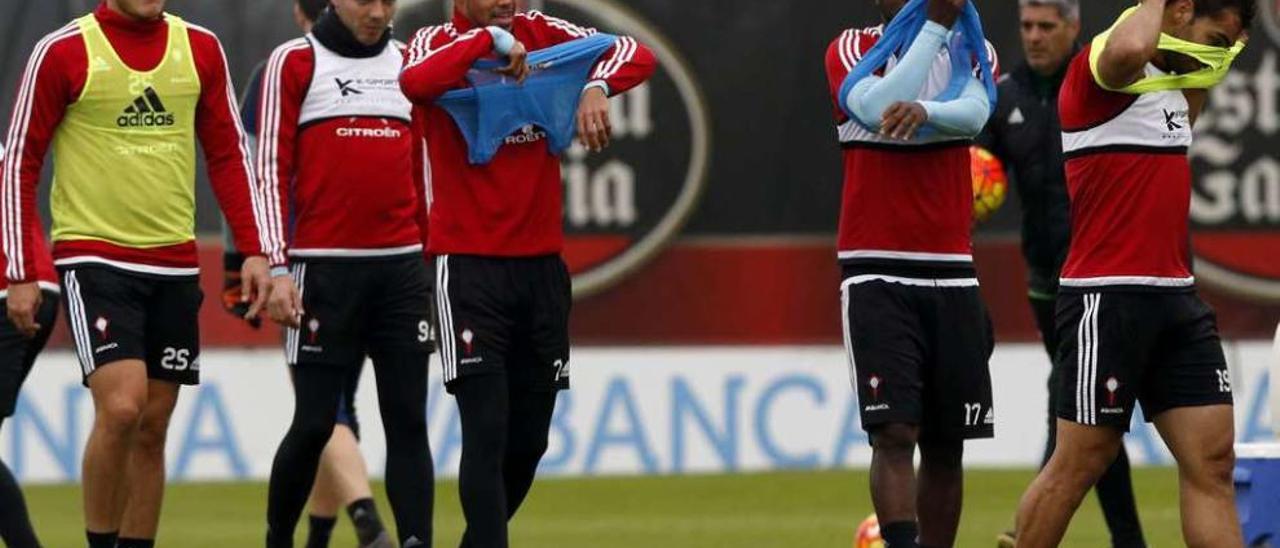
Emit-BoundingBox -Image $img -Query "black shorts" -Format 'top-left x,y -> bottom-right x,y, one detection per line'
841,269 -> 995,441
0,289 -> 60,418
435,254 -> 571,393
286,255 -> 434,369
1054,290 -> 1232,430
60,267 -> 203,386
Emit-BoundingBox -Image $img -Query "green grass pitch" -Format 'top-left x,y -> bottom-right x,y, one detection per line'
24,468 -> 1184,547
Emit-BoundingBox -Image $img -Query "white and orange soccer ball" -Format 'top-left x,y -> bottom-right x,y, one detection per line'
970,145 -> 1008,224
854,514 -> 884,548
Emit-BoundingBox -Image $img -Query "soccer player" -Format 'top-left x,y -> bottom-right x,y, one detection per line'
824,0 -> 997,546
259,1 -> 435,547
0,1 -> 295,547
977,1 -> 1147,546
0,144 -> 59,548
229,1 -> 394,546
400,0 -> 655,545
1015,0 -> 1252,545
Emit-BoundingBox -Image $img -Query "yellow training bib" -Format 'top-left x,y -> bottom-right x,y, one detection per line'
50,13 -> 200,248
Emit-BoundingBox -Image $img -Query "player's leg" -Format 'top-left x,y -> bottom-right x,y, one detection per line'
112,276 -> 203,546
1017,420 -> 1125,546
1094,444 -> 1145,547
1016,292 -> 1144,547
306,368 -> 385,548
63,268 -> 153,547
916,436 -> 962,548
82,360 -> 148,545
437,255 -> 517,548
1144,293 -> 1238,547
368,256 -> 436,547
500,256 -> 570,519
841,277 -> 928,547
0,290 -> 57,547
455,373 -> 511,548
117,379 -> 180,546
1031,293 -> 1146,547
1030,293 -> 1059,467
916,286 -> 993,547
267,365 -> 349,547
1152,406 -> 1240,547
269,261 -> 369,547
499,378 -> 557,520
0,418 -> 39,548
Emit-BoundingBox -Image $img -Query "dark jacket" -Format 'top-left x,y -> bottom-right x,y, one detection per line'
977,55 -> 1076,296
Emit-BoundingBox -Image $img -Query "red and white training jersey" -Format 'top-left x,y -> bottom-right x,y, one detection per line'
0,145 -> 57,296
825,25 -> 999,272
1058,46 -> 1195,290
1,3 -> 279,280
400,10 -> 657,257
258,35 -> 427,259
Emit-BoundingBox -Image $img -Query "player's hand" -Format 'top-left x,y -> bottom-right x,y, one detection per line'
239,256 -> 273,323
221,252 -> 261,329
5,282 -> 42,338
881,101 -> 929,141
494,41 -> 530,84
266,276 -> 303,329
577,86 -> 612,152
926,0 -> 966,27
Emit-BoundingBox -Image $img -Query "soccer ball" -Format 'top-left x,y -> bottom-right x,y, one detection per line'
970,145 -> 1008,224
854,514 -> 884,548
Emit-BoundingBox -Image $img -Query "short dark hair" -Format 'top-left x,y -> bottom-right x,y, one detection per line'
1193,0 -> 1256,30
296,0 -> 329,23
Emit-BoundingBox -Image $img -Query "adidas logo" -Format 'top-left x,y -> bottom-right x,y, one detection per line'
117,87 -> 176,128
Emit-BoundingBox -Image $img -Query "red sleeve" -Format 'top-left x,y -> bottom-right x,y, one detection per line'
825,31 -> 855,122
400,25 -> 496,104
411,108 -> 431,256
523,12 -> 656,96
1,25 -> 85,283
826,28 -> 879,123
190,27 -> 286,267
255,40 -> 312,265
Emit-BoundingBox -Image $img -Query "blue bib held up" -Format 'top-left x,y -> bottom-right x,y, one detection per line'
436,33 -> 619,165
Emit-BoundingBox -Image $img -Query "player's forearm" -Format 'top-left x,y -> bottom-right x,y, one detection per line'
919,77 -> 992,137
845,21 -> 949,128
1097,0 -> 1165,89
400,29 -> 498,104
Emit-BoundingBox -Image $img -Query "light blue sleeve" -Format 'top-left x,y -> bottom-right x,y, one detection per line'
918,75 -> 992,137
843,21 -> 949,130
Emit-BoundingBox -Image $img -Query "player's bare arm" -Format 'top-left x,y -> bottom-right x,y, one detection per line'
1096,0 -> 1168,89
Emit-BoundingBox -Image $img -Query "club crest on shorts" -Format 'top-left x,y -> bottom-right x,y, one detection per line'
396,0 -> 710,299
868,374 -> 882,400
94,316 -> 110,339
307,318 -> 320,344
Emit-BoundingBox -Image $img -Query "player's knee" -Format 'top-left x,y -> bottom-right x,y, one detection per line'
289,412 -> 339,446
870,423 -> 919,455
919,438 -> 964,470
509,432 -> 550,465
94,397 -> 144,436
134,414 -> 173,454
1184,439 -> 1235,491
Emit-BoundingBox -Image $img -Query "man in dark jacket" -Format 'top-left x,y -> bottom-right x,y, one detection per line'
978,1 -> 1146,546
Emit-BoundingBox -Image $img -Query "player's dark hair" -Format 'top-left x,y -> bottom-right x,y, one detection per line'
1192,0 -> 1256,30
296,0 -> 330,23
